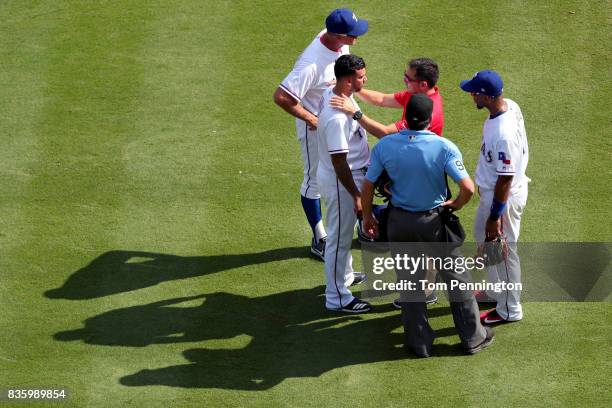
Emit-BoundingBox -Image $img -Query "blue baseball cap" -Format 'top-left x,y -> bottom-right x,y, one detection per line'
325,8 -> 369,37
460,70 -> 504,96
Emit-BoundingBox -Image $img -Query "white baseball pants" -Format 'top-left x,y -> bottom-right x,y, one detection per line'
474,183 -> 528,321
318,169 -> 364,309
297,121 -> 320,199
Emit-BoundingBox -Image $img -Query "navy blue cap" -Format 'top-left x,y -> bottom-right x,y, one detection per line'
325,8 -> 369,37
460,70 -> 504,96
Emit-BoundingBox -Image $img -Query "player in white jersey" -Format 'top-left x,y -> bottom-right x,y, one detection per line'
273,9 -> 368,261
317,54 -> 383,313
460,70 -> 530,324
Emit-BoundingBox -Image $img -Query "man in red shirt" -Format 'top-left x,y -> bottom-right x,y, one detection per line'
330,57 -> 444,137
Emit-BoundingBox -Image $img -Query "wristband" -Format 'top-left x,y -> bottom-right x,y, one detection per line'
352,110 -> 363,120
489,198 -> 507,221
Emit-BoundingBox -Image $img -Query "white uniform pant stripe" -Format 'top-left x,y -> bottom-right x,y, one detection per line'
332,178 -> 344,304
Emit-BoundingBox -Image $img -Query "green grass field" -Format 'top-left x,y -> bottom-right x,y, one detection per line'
1,1 -> 611,406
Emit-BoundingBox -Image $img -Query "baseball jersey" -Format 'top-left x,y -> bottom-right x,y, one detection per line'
317,88 -> 370,175
394,87 -> 444,136
366,130 -> 468,212
475,98 -> 529,192
279,30 -> 349,122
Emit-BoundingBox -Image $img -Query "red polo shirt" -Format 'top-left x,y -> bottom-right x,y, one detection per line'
393,87 -> 444,136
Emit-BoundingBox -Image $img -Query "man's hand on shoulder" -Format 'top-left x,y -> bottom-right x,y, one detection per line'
330,94 -> 358,116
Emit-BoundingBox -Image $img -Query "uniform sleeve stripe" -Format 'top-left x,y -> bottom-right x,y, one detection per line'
279,84 -> 301,102
329,149 -> 349,153
496,171 -> 516,174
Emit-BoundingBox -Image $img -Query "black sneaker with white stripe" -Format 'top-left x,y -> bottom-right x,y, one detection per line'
338,297 -> 372,314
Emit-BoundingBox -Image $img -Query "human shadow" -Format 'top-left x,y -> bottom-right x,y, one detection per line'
45,247 -> 311,300
53,285 -> 465,390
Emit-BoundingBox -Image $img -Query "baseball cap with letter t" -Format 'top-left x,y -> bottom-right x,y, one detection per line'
460,70 -> 504,96
405,93 -> 434,130
325,8 -> 369,37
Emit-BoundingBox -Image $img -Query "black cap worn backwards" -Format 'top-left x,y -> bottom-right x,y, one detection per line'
406,93 -> 433,130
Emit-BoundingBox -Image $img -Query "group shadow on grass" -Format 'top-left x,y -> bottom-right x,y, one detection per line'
45,247 -> 313,300
48,248 -> 464,390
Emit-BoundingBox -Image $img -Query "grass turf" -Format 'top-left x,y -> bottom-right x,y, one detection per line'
0,0 -> 610,406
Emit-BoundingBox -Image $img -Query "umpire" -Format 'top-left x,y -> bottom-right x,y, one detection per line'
361,94 -> 494,357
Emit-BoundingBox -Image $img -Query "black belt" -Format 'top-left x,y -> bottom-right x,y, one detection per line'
391,205 -> 441,215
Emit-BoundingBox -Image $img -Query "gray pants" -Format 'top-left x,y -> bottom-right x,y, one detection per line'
387,206 -> 486,355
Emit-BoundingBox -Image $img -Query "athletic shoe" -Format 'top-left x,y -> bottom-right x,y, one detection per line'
464,326 -> 495,355
405,345 -> 431,359
480,309 -> 511,325
349,272 -> 367,287
310,237 -> 326,261
392,293 -> 438,309
474,290 -> 496,305
328,297 -> 372,314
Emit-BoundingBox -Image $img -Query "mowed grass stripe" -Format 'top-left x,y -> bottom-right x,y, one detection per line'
24,0 -> 150,296
0,1 -> 58,370
112,4 -> 254,404
117,1 -> 242,257
3,1 -> 154,406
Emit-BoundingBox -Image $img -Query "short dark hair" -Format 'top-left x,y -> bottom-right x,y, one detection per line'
408,58 -> 439,88
334,54 -> 366,79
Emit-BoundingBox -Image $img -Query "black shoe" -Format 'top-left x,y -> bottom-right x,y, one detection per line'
392,293 -> 438,309
310,237 -> 326,261
464,326 -> 495,355
404,345 -> 431,358
328,297 -> 372,314
413,350 -> 431,358
349,272 -> 367,287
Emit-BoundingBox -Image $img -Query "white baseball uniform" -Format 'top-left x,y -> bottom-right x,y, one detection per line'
473,98 -> 530,321
316,88 -> 369,309
279,30 -> 349,199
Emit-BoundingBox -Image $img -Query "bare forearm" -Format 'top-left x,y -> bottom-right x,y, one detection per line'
332,156 -> 360,198
361,180 -> 375,217
355,89 -> 385,106
453,186 -> 474,210
493,175 -> 513,203
283,102 -> 317,126
356,115 -> 396,139
356,89 -> 401,108
446,176 -> 474,211
273,88 -> 318,127
486,176 -> 512,237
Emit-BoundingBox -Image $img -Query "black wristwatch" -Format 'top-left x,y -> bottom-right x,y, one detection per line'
352,110 -> 363,121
